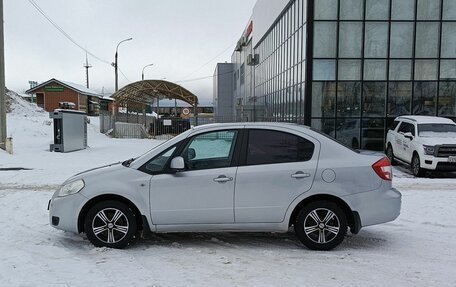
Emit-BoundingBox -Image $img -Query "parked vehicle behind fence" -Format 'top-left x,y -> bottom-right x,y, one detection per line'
49,122 -> 401,250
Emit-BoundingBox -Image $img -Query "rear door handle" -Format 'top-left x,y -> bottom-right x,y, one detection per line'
213,175 -> 233,183
291,172 -> 311,179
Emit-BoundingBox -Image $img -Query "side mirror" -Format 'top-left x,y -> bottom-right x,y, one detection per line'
403,132 -> 414,140
170,156 -> 185,170
188,148 -> 196,160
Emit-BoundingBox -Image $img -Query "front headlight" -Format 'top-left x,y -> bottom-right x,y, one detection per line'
423,145 -> 435,155
58,179 -> 85,197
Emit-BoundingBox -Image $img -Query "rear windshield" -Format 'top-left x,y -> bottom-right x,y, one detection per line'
310,127 -> 360,153
418,124 -> 456,137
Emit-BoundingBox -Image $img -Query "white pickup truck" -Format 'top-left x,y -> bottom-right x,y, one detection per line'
385,116 -> 456,177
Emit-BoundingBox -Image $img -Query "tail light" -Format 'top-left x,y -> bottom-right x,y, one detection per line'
372,157 -> 392,181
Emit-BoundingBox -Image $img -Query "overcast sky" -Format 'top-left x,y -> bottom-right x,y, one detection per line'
4,0 -> 256,103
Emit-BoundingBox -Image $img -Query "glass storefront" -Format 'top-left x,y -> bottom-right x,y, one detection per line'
244,0 -> 456,151
253,0 -> 307,123
311,0 -> 456,150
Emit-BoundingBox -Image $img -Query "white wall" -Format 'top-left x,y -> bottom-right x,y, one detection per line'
252,0 -> 291,47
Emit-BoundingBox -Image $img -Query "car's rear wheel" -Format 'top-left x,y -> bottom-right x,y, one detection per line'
386,144 -> 397,165
294,201 -> 347,251
84,200 -> 137,248
411,154 -> 426,177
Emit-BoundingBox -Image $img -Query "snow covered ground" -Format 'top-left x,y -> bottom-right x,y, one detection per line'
1,93 -> 456,286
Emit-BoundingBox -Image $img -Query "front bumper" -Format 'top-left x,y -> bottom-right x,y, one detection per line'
48,192 -> 88,233
421,155 -> 456,171
342,186 -> 402,228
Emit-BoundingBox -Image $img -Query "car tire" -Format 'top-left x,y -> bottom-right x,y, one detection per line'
386,144 -> 397,166
294,201 -> 347,251
84,200 -> 137,249
411,154 -> 426,177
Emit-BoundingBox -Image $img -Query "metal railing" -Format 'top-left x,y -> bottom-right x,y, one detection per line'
100,112 -> 299,140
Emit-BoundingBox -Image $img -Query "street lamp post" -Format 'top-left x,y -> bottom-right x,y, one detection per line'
141,63 -> 154,81
113,37 -> 132,92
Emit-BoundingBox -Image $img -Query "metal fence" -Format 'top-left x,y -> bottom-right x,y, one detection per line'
114,122 -> 148,139
100,111 -> 289,140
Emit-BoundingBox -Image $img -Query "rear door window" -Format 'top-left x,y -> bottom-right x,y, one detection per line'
246,129 -> 315,166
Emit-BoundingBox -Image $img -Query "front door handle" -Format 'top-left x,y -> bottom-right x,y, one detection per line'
291,171 -> 311,179
213,175 -> 233,183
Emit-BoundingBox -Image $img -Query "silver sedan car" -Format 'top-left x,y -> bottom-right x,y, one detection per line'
49,123 -> 401,250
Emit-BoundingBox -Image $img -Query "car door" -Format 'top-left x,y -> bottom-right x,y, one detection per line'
402,123 -> 417,162
234,127 -> 319,223
396,121 -> 413,162
148,129 -> 240,225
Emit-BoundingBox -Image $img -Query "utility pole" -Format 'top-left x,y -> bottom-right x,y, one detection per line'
112,38 -> 132,92
0,0 -> 7,151
83,52 -> 92,88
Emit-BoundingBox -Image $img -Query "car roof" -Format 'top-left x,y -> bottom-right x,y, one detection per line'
190,122 -> 311,131
396,116 -> 456,125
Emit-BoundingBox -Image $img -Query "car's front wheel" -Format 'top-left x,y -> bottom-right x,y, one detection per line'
294,201 -> 347,251
411,153 -> 426,177
84,200 -> 137,248
386,144 -> 397,165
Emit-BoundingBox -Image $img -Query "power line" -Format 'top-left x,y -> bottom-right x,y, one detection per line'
27,0 -> 132,85
176,69 -> 234,84
27,0 -> 111,65
179,42 -> 236,81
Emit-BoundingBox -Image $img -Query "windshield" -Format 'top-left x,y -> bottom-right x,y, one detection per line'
418,124 -> 456,137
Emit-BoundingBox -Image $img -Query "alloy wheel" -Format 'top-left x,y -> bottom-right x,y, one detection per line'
303,208 -> 340,244
92,208 -> 130,244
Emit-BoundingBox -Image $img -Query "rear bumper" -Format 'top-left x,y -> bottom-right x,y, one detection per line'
342,187 -> 402,228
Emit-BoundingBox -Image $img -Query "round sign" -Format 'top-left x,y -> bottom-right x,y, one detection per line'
182,108 -> 190,115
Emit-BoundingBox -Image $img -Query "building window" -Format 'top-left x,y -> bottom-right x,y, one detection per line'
313,22 -> 337,58
339,22 -> 363,58
364,60 -> 387,81
336,118 -> 360,148
366,0 -> 389,20
413,82 -> 438,115
365,23 -> 389,58
415,23 -> 440,58
390,23 -> 414,58
440,60 -> 456,80
363,82 -> 387,117
340,0 -> 364,20
443,0 -> 456,20
311,118 -> 335,136
312,82 -> 336,117
314,0 -> 338,20
337,82 -> 362,117
417,0 -> 441,20
441,23 -> 456,58
362,119 -> 385,150
389,60 -> 412,81
415,60 -> 439,81
240,64 -> 245,85
439,82 -> 456,116
388,82 -> 412,116
338,60 -> 361,80
391,0 -> 415,20
313,60 -> 336,80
